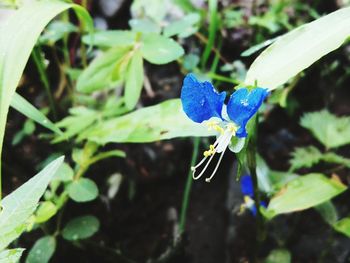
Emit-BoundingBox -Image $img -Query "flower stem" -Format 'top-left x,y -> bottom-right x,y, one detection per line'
246,117 -> 266,260
179,137 -> 200,234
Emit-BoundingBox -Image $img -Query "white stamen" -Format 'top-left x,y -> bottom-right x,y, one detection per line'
205,147 -> 226,182
193,151 -> 216,180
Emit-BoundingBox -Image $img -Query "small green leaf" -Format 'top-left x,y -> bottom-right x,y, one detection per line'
52,162 -> 74,182
35,201 -> 57,223
62,215 -> 100,241
163,13 -> 200,38
266,173 -> 346,219
76,46 -> 130,93
300,110 -> 350,149
0,249 -> 24,263
82,30 -> 136,48
25,236 -> 56,263
334,217 -> 350,237
290,146 -> 323,171
10,93 -> 62,135
125,50 -> 144,109
141,33 -> 184,64
315,201 -> 338,225
67,178 -> 99,202
0,156 -> 64,251
78,99 -> 214,144
245,7 -> 350,89
129,19 -> 161,34
264,249 -> 291,263
39,20 -> 78,45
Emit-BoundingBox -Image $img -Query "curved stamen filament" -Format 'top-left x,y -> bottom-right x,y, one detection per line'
205,147 -> 227,183
193,151 -> 217,180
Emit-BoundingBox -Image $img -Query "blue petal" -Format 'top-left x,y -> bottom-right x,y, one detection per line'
181,73 -> 226,123
227,87 -> 269,137
240,175 -> 254,198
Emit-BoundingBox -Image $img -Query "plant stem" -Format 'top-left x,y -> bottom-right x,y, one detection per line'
179,137 -> 200,233
246,117 -> 265,261
32,47 -> 57,120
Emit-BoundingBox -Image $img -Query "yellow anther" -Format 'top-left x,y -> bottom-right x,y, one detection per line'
203,144 -> 216,157
227,123 -> 238,135
213,125 -> 224,134
209,144 -> 215,151
204,151 -> 211,157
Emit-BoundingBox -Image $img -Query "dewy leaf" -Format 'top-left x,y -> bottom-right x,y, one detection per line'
0,248 -> 24,263
62,215 -> 100,241
300,110 -> 350,149
141,33 -> 184,64
266,173 -> 346,219
67,178 -> 99,203
0,156 -> 64,251
76,46 -> 131,93
25,236 -> 56,263
10,92 -> 62,135
125,50 -> 144,110
245,7 -> 350,90
0,0 -> 93,185
78,99 -> 214,144
82,30 -> 136,48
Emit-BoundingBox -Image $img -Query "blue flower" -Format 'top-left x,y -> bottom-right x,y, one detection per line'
240,175 -> 267,216
181,73 -> 269,182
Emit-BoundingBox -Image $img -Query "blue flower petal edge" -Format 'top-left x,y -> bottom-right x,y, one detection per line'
181,73 -> 226,123
227,88 -> 269,138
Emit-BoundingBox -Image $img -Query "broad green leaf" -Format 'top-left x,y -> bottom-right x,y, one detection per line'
245,7 -> 350,89
78,99 -> 214,144
76,46 -> 130,93
0,248 -> 24,263
129,19 -> 161,34
0,0 -> 93,186
315,201 -> 338,225
266,173 -> 346,219
264,249 -> 291,263
35,201 -> 57,223
290,146 -> 350,171
10,92 -> 62,135
300,110 -> 350,149
125,50 -> 144,109
25,236 -> 56,263
268,170 -> 298,193
62,215 -> 100,241
163,13 -> 200,38
67,178 -> 98,202
334,217 -> 350,237
140,33 -> 184,64
0,156 -> 64,251
82,30 -> 136,48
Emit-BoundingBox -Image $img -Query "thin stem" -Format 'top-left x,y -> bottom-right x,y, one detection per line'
179,138 -> 200,233
246,117 -> 265,261
32,47 -> 57,120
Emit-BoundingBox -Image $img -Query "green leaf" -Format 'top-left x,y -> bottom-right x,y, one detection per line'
241,36 -> 278,57
0,156 -> 64,251
78,99 -> 214,144
264,249 -> 291,263
140,33 -> 184,64
266,173 -> 346,219
25,236 -> 56,263
315,201 -> 338,225
0,248 -> 24,263
245,7 -> 350,89
129,19 -> 161,34
62,215 -> 100,241
125,50 -> 144,110
67,178 -> 99,202
82,30 -> 136,48
334,217 -> 350,237
290,146 -> 323,171
35,201 -> 57,223
0,0 -> 93,185
10,93 -> 62,135
52,162 -> 74,182
76,46 -> 131,93
300,110 -> 350,149
163,13 -> 200,38
39,20 -> 78,45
